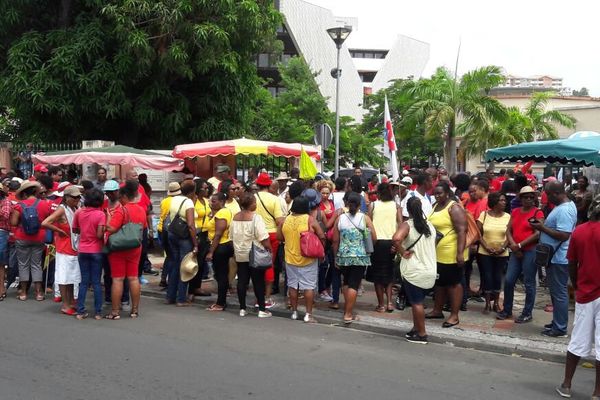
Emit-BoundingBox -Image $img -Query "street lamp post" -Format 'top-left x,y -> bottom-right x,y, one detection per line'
326,26 -> 352,178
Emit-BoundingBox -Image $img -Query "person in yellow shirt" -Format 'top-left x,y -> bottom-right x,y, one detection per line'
205,192 -> 234,311
187,178 -> 212,299
158,182 -> 180,287
254,172 -> 284,308
426,181 -> 467,329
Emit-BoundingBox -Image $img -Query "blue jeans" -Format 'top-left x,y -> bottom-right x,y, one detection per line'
331,265 -> 342,303
502,249 -> 536,317
77,253 -> 103,314
479,255 -> 507,294
547,263 -> 569,333
167,235 -> 193,303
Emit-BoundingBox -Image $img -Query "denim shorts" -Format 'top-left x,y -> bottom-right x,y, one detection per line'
403,279 -> 426,305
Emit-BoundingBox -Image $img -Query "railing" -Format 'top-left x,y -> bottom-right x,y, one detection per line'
12,142 -> 81,154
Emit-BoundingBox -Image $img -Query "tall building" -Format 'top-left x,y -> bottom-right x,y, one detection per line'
257,0 -> 430,122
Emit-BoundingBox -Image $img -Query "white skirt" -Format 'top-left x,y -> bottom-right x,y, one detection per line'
54,253 -> 81,285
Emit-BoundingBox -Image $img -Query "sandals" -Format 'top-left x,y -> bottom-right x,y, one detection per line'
61,308 -> 77,316
94,314 -> 103,320
0,293 -> 6,301
17,294 -> 27,301
329,303 -> 340,310
386,303 -> 394,313
343,314 -> 360,325
76,312 -> 89,320
207,304 -> 225,312
35,294 -> 45,301
104,312 -> 121,320
442,320 -> 459,328
425,313 -> 445,319
130,309 -> 139,319
375,305 -> 386,313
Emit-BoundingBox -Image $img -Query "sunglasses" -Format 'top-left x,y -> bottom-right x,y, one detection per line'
521,195 -> 535,199
67,195 -> 81,199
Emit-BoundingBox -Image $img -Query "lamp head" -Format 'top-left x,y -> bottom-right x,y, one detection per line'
326,26 -> 352,48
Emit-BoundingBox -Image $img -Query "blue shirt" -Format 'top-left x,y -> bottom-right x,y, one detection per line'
540,201 -> 577,265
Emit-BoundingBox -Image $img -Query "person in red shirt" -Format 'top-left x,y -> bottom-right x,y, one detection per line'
0,186 -> 11,301
10,181 -> 52,301
105,180 -> 147,319
496,186 -> 545,322
41,187 -> 81,315
367,175 -> 379,203
557,197 -> 600,398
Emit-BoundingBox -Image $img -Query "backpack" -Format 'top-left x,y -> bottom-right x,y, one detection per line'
19,199 -> 41,235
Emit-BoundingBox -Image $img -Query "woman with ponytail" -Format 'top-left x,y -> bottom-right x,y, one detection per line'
332,191 -> 376,324
393,197 -> 437,344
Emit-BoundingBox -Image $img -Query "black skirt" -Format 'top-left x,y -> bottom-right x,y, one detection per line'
366,240 -> 395,285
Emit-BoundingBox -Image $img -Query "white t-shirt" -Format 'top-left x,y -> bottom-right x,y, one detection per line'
168,196 -> 197,221
331,191 -> 345,211
229,214 -> 270,262
401,190 -> 432,218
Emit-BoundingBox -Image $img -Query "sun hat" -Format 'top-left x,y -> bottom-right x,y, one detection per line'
275,172 -> 290,181
255,172 -> 273,187
64,186 -> 83,197
518,186 -> 536,196
16,180 -> 41,195
216,164 -> 231,173
11,177 -> 23,184
52,181 -> 73,197
302,188 -> 322,209
180,252 -> 199,282
167,182 -> 181,196
103,180 -> 119,192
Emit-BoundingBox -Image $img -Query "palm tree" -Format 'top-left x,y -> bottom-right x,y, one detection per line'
522,92 -> 576,140
404,66 -> 507,175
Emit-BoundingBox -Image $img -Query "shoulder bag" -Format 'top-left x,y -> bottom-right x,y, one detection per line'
300,217 -> 325,258
108,206 -> 143,252
168,199 -> 190,239
257,193 -> 276,222
344,213 -> 374,254
534,240 -> 566,268
249,215 -> 273,269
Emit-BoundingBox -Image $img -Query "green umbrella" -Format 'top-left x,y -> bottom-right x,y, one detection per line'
485,137 -> 600,167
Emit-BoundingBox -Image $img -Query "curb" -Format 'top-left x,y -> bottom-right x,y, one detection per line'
141,287 -> 568,363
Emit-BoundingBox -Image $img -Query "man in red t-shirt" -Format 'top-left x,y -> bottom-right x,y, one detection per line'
11,181 -> 52,300
557,197 -> 600,398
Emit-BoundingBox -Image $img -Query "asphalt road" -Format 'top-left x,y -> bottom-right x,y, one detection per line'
0,295 -> 595,400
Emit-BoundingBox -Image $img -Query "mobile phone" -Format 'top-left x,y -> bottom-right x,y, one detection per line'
528,217 -> 538,224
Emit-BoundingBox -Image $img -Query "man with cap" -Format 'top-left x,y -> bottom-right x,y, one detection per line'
530,181 -> 577,337
255,172 -> 284,304
32,164 -> 48,181
274,172 -> 290,200
10,180 -> 53,301
556,195 -> 600,398
400,173 -> 432,219
208,164 -> 234,193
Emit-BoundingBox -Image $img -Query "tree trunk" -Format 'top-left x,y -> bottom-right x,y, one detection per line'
444,118 -> 457,175
59,0 -> 73,28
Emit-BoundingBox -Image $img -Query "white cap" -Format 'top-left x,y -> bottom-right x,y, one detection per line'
402,170 -> 410,176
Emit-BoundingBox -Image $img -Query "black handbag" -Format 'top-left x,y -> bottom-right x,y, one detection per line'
534,241 -> 565,268
168,199 -> 190,239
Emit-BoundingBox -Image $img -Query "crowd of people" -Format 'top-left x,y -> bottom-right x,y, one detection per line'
1,162 -> 598,350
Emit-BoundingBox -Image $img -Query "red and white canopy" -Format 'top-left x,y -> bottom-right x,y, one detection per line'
172,138 -> 321,160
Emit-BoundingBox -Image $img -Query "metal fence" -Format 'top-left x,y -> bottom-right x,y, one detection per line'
12,142 -> 81,154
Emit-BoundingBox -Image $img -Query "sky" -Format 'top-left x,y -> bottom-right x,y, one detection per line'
308,0 -> 600,95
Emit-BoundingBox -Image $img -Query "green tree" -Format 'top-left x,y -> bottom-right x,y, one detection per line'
573,87 -> 589,96
522,92 -> 576,140
361,79 -> 443,167
251,56 -> 381,171
403,66 -> 507,174
0,0 -> 280,147
461,92 -> 577,158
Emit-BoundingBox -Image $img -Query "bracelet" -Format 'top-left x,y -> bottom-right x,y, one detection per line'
517,243 -> 522,249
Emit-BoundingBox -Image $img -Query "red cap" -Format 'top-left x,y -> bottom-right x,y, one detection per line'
255,172 -> 273,187
34,164 -> 48,173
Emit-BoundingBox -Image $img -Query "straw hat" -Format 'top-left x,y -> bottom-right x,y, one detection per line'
275,172 -> 290,181
16,180 -> 41,195
518,186 -> 536,196
180,252 -> 198,282
167,182 -> 181,196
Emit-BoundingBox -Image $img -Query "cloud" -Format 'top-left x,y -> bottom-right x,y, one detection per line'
307,0 -> 600,95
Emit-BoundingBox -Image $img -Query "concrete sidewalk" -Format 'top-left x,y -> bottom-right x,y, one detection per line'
144,254 -> 575,363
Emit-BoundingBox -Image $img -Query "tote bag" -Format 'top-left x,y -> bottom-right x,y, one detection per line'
108,207 -> 143,252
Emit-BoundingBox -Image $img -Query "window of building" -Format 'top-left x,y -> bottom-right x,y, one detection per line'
258,54 -> 270,68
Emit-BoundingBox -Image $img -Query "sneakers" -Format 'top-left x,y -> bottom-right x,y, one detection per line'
258,311 -> 272,318
406,332 -> 428,344
543,323 -> 553,331
514,314 -> 533,324
291,311 -> 298,320
303,313 -> 317,323
555,384 -> 572,398
319,293 -> 333,302
265,299 -> 276,309
404,329 -> 416,339
239,309 -> 247,317
542,329 -> 568,338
